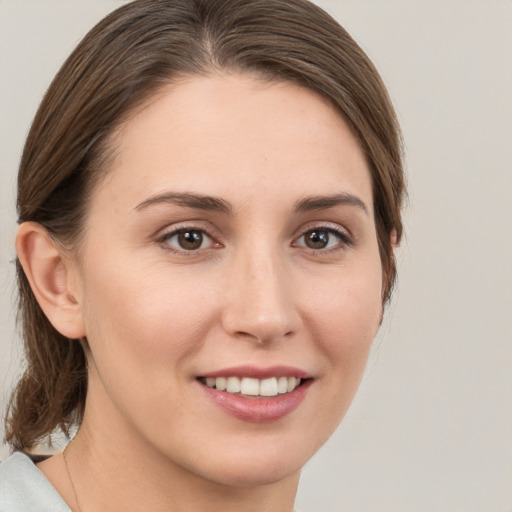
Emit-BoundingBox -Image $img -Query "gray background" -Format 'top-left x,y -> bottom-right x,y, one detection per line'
1,1 -> 511,510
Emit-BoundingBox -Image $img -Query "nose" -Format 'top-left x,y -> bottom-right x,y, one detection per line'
221,246 -> 301,345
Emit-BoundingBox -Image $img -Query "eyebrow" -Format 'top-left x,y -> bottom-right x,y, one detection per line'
294,193 -> 368,215
134,191 -> 368,216
134,192 -> 233,214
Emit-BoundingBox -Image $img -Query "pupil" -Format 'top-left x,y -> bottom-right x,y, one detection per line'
306,230 -> 328,249
178,230 -> 203,250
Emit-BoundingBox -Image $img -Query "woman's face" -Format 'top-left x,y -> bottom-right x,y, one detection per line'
71,74 -> 383,486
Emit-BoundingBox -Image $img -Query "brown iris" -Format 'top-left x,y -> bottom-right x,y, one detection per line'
177,230 -> 203,250
304,230 -> 330,249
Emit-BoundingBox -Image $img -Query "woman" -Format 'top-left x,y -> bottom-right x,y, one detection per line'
0,0 -> 404,510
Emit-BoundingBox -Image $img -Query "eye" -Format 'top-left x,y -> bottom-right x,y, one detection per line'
160,228 -> 215,252
295,227 -> 350,251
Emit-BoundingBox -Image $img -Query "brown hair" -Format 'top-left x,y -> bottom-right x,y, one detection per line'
5,0 -> 405,451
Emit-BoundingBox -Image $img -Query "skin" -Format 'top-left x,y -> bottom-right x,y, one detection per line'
21,73 -> 385,511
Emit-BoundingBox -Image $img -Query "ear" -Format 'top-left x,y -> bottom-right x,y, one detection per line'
379,229 -> 399,323
16,222 -> 86,339
390,228 -> 398,248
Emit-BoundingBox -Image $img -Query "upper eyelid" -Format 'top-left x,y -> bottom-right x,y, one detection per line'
156,224 -> 219,248
154,220 -> 352,245
156,221 -> 218,239
292,221 -> 352,240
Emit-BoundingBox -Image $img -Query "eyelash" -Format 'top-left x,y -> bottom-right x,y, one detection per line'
156,223 -> 353,255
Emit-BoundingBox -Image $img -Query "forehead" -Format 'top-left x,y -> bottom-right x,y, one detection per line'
95,73 -> 373,214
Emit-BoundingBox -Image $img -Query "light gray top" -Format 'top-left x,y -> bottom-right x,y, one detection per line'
0,452 -> 70,512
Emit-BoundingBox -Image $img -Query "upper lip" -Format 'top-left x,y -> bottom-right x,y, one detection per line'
199,365 -> 311,379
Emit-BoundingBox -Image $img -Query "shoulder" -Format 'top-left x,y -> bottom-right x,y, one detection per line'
0,452 -> 70,512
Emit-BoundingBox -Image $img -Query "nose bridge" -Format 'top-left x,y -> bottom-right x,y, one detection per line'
222,240 -> 299,343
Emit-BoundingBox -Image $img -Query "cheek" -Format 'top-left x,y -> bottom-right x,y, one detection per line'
309,258 -> 382,342
303,254 -> 383,388
79,258 -> 220,391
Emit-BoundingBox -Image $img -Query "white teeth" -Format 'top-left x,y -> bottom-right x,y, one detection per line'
204,376 -> 303,396
260,377 -> 278,396
241,378 -> 260,396
216,377 -> 227,391
226,376 -> 241,393
277,376 -> 288,394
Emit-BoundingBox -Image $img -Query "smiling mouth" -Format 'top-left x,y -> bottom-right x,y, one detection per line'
198,376 -> 304,397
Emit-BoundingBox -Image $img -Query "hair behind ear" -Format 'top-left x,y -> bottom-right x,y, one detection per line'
5,223 -> 88,451
5,264 -> 87,451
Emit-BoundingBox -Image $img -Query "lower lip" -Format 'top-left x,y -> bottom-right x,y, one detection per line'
199,380 -> 312,423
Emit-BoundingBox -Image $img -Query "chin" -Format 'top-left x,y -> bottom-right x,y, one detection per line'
200,456 -> 303,488
177,431 -> 321,488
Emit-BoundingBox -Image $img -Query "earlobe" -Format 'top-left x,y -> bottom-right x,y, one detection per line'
16,222 -> 86,339
390,229 -> 398,248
